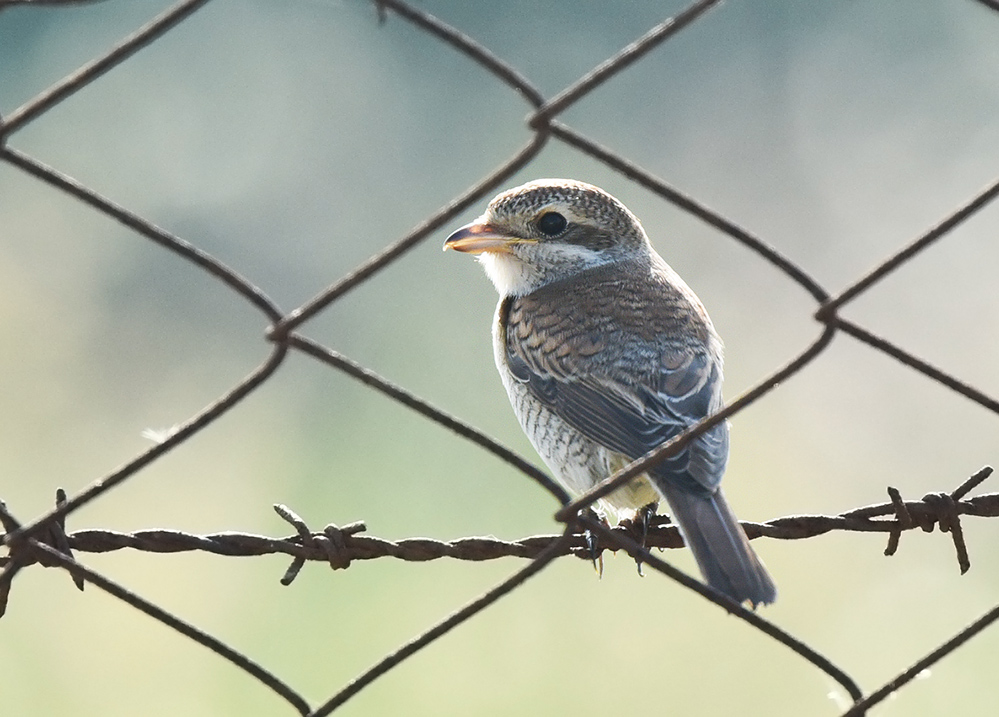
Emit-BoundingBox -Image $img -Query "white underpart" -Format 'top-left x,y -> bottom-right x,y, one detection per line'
478,252 -> 535,297
479,242 -> 611,297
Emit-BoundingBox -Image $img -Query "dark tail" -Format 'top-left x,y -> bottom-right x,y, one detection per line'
661,486 -> 776,607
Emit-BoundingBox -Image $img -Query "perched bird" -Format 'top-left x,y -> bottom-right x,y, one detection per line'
444,178 -> 776,607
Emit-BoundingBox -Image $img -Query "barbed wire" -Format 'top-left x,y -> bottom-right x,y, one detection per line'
2,467 -> 994,590
2,0 -> 999,715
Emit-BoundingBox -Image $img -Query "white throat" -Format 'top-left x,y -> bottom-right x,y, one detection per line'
478,244 -> 614,297
478,252 -> 535,296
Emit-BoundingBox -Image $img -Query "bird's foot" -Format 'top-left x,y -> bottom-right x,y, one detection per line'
579,507 -> 608,578
620,502 -> 659,576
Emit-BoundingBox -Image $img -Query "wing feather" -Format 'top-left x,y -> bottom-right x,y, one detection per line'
504,263 -> 729,494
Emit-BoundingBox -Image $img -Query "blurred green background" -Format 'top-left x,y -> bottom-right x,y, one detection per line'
2,0 -> 999,714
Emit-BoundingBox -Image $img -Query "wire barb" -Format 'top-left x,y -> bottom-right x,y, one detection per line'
884,486 -> 912,556
274,504 -> 368,584
0,490 -> 85,616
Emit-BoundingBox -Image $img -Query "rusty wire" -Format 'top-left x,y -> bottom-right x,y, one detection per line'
3,468 -> 995,581
2,0 -> 999,715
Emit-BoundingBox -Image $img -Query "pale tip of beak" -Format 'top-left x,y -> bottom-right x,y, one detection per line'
443,222 -> 520,255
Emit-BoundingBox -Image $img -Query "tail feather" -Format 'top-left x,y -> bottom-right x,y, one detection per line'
661,486 -> 776,607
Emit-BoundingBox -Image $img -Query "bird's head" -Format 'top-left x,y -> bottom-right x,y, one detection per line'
444,178 -> 653,296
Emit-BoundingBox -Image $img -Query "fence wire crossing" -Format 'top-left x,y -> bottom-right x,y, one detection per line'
2,1 -> 999,715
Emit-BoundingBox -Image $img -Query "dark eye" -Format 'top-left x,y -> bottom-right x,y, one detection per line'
537,211 -> 568,237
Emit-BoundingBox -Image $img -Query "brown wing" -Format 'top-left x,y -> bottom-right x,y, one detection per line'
503,259 -> 728,495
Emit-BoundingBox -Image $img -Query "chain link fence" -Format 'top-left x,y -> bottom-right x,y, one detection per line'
2,0 -> 999,714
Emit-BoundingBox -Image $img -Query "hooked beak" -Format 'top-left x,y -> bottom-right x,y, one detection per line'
443,222 -> 534,254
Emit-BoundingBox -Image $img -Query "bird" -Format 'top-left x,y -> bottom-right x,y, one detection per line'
443,178 -> 776,607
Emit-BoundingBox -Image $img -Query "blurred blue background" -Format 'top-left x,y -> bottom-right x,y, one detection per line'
2,0 -> 999,714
